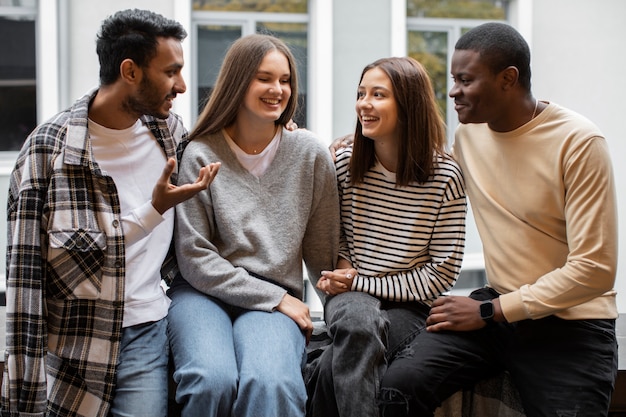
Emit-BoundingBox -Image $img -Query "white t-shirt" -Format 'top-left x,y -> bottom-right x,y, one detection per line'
89,118 -> 172,327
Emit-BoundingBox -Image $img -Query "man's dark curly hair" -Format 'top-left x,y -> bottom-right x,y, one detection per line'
96,8 -> 187,85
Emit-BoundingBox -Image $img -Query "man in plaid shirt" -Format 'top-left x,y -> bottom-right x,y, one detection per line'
1,9 -> 219,417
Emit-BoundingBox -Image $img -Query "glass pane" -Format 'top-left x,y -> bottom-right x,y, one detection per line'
407,0 -> 507,19
256,21 -> 307,128
0,17 -> 35,80
0,16 -> 35,151
193,0 -> 308,13
408,30 -> 448,119
0,85 -> 36,151
196,25 -> 242,113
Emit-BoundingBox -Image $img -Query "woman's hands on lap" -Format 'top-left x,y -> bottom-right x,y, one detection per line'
277,293 -> 313,344
316,267 -> 356,296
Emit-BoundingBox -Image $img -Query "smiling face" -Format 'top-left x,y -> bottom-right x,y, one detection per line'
356,66 -> 399,144
240,49 -> 291,125
449,49 -> 503,125
125,36 -> 186,119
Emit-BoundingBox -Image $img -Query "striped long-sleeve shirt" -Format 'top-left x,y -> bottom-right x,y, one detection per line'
336,147 -> 467,303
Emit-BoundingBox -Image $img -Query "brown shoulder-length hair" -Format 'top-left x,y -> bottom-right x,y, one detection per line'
189,34 -> 298,140
350,56 -> 447,186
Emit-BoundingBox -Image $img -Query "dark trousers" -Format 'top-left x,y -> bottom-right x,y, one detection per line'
379,290 -> 618,417
305,292 -> 430,417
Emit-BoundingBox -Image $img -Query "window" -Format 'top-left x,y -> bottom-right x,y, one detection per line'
406,0 -> 508,143
192,1 -> 309,127
0,1 -> 37,152
406,1 -> 508,289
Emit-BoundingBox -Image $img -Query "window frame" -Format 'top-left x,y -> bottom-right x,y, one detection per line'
190,10 -> 310,128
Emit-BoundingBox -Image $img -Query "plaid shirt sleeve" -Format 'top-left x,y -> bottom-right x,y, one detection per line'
2,119 -> 63,416
143,114 -> 189,286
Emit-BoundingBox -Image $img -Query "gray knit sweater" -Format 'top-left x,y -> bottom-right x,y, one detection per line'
175,127 -> 340,311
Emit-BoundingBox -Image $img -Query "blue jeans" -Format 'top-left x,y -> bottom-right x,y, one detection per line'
379,289 -> 619,417
305,292 -> 429,417
167,279 -> 307,417
108,318 -> 169,417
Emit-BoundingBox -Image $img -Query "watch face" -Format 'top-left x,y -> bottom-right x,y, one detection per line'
480,301 -> 494,320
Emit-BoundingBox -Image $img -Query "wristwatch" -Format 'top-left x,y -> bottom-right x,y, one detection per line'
479,300 -> 495,322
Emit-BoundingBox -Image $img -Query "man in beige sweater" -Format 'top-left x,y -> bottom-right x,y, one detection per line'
378,22 -> 618,417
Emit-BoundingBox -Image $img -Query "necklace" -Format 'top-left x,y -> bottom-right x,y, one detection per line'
226,126 -> 278,155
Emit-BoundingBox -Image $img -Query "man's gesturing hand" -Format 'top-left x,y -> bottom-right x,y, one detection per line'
152,158 -> 221,214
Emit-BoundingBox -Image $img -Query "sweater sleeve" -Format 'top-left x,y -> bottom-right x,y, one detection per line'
301,142 -> 341,303
335,148 -> 352,263
2,140 -> 50,416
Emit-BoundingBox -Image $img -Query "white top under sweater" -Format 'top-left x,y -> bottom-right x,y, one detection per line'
89,119 -> 172,327
223,128 -> 281,177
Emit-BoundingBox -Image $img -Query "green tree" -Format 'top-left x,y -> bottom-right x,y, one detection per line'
407,0 -> 506,19
193,0 -> 308,13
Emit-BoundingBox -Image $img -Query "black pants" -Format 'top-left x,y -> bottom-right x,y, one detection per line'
379,289 -> 618,417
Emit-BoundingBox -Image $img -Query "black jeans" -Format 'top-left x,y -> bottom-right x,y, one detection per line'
379,289 -> 618,417
305,292 -> 430,417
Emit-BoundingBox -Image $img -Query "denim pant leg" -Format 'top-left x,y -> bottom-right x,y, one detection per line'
506,317 -> 618,417
380,323 -> 506,417
109,318 -> 169,417
384,302 -> 429,362
232,309 -> 307,417
308,292 -> 389,417
167,282 -> 238,417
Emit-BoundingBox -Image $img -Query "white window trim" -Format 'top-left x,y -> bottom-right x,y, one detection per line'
390,0 -> 407,56
173,0 -> 193,128
38,0 -> 59,123
308,0 -> 332,143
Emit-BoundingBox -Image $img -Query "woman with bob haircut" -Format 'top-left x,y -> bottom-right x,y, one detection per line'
167,34 -> 339,417
306,57 -> 467,417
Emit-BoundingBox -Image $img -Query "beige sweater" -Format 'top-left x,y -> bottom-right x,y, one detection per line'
453,102 -> 618,322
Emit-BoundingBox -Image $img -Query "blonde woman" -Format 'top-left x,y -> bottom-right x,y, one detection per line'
167,34 -> 340,417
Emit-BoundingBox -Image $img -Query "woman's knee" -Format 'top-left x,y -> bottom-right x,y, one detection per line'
175,363 -> 238,400
326,293 -> 387,336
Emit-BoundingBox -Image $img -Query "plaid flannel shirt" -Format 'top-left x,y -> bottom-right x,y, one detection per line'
1,89 -> 187,417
